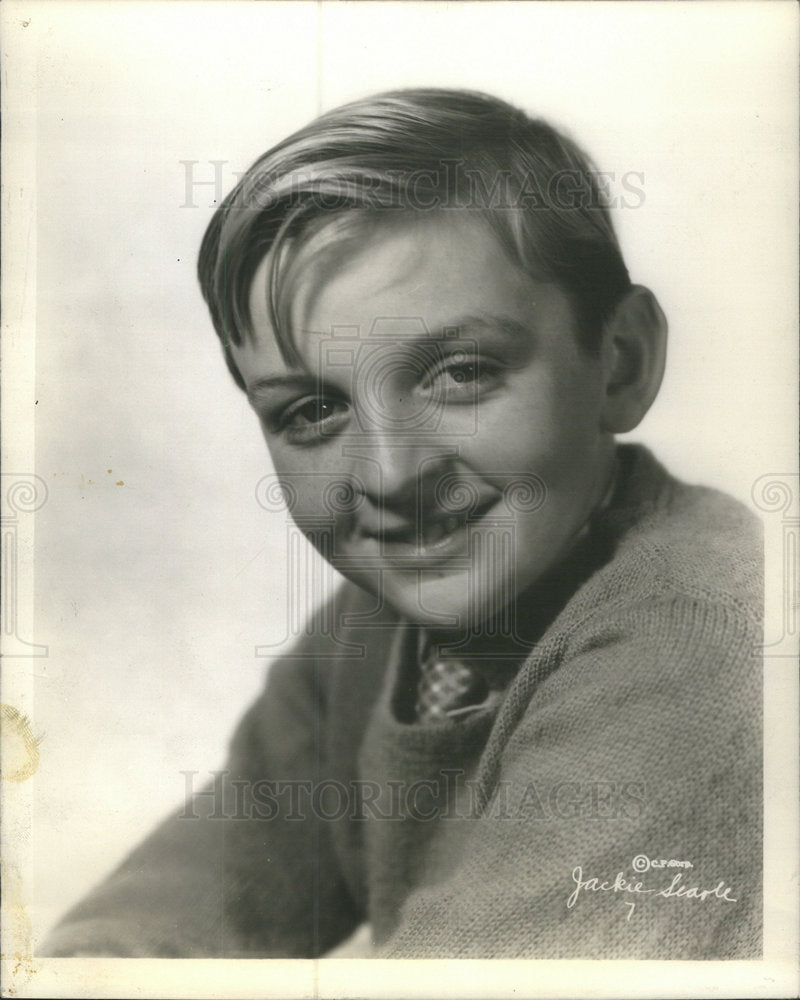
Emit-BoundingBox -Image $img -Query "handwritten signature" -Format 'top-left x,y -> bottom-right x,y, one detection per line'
566,866 -> 738,911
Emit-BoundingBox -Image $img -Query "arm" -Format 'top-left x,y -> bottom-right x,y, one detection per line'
41,607 -> 363,958
377,596 -> 763,959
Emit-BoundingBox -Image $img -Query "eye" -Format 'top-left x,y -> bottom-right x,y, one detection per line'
441,361 -> 480,385
278,396 -> 349,443
420,354 -> 502,399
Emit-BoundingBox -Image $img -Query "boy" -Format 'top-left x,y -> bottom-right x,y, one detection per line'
44,89 -> 762,959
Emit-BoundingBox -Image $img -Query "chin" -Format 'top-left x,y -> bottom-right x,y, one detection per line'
346,565 -> 525,635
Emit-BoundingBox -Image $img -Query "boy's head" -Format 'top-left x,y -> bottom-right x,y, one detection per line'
199,89 -> 666,633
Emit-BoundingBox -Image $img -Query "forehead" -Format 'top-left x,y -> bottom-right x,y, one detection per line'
236,213 -> 575,384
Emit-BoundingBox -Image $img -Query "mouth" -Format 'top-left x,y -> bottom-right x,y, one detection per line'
357,498 -> 498,567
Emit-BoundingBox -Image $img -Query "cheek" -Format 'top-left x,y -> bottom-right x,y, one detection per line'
460,400 -> 569,475
263,438 -> 347,526
503,362 -> 603,448
461,377 -> 604,512
268,442 -> 364,548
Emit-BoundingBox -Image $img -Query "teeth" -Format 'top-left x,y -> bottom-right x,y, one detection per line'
421,514 -> 462,547
374,513 -> 473,550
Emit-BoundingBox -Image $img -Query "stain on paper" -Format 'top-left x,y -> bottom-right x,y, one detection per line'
1,705 -> 41,782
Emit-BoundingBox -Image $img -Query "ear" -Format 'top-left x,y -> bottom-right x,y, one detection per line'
599,285 -> 667,434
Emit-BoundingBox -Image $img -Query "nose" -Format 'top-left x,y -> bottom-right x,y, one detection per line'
333,342 -> 455,514
340,421 -> 459,519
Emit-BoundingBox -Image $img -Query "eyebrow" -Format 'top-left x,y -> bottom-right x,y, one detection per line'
431,313 -> 533,342
246,373 -> 320,402
245,312 -> 533,399
297,313 -> 532,342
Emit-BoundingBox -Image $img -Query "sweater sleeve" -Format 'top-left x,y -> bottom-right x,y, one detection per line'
377,594 -> 763,960
40,613 -> 363,958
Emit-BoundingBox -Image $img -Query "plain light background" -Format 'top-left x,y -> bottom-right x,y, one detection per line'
1,0 -> 796,950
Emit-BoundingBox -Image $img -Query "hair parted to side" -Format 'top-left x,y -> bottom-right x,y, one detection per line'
198,88 -> 632,390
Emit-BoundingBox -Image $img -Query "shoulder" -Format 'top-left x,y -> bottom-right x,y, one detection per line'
511,447 -> 764,736
576,445 -> 762,631
492,452 -> 763,809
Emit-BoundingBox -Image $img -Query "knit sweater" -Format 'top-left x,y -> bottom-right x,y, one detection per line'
43,445 -> 763,959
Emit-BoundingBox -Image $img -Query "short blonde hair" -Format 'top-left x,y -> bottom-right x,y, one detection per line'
198,88 -> 631,388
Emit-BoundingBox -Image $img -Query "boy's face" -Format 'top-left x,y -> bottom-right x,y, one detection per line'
233,213 -> 615,634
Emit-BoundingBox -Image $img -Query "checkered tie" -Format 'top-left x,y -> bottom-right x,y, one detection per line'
416,654 -> 489,724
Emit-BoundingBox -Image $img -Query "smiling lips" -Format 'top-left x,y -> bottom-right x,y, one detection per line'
356,497 -> 499,565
